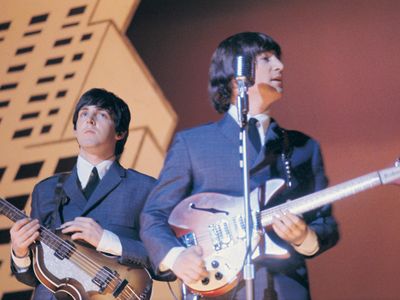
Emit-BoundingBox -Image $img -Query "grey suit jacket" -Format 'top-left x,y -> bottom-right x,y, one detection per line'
140,114 -> 339,299
12,161 -> 155,300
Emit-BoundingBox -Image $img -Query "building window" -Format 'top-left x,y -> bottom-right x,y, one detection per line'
68,6 -> 86,16
29,93 -> 47,102
21,112 -> 40,120
56,90 -> 67,98
7,64 -> 26,73
13,128 -> 33,138
72,53 -> 83,61
54,156 -> 77,173
36,76 -> 55,84
40,124 -> 52,134
45,57 -> 64,66
29,13 -> 49,25
54,37 -> 72,47
48,108 -> 59,115
15,46 -> 34,55
0,21 -> 11,31
15,161 -> 44,180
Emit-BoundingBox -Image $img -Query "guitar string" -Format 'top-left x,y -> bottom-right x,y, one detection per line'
40,228 -> 141,300
1,201 -> 136,299
171,205 -> 296,247
33,219 -> 140,299
179,178 -> 371,244
0,201 -> 118,284
182,193 -> 328,244
0,199 -> 142,300
181,173 -> 385,243
39,224 -> 143,300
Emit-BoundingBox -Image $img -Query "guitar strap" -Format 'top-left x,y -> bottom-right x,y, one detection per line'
46,172 -> 70,229
280,128 -> 293,189
263,128 -> 292,300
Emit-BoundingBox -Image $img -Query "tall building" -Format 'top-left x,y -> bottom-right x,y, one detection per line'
0,1 -> 177,299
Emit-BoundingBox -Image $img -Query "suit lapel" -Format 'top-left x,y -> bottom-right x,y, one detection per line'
217,113 -> 280,189
217,113 -> 259,165
82,161 -> 125,215
250,120 -> 283,188
63,166 -> 86,211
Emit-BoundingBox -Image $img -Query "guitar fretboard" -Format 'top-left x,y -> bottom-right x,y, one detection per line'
0,199 -> 27,222
0,198 -> 67,252
260,167 -> 399,226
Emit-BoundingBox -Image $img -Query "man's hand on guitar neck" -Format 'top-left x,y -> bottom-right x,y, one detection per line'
10,218 -> 40,258
172,245 -> 208,285
272,211 -> 309,246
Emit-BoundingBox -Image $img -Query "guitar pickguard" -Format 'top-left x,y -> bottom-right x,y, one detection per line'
35,242 -> 100,294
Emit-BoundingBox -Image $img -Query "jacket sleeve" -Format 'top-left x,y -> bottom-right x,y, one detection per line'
118,176 -> 156,269
306,142 -> 340,257
140,133 -> 193,277
10,186 -> 41,287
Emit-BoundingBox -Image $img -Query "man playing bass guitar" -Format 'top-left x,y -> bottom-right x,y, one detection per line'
10,88 -> 155,300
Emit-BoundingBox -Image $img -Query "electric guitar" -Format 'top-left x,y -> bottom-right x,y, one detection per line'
168,162 -> 400,297
0,198 -> 152,300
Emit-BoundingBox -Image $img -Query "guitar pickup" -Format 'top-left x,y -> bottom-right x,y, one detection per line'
92,266 -> 115,293
112,279 -> 128,298
179,232 -> 197,247
54,240 -> 75,260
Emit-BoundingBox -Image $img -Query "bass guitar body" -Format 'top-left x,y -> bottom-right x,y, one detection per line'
31,231 -> 152,300
1,197 -> 153,300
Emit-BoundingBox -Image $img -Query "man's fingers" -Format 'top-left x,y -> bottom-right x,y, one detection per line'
71,232 -> 83,241
12,218 -> 30,231
61,220 -> 90,232
172,246 -> 209,284
11,218 -> 37,233
11,219 -> 40,242
61,217 -> 97,232
22,223 -> 40,239
182,266 -> 208,284
61,224 -> 83,234
192,245 -> 203,256
23,232 -> 40,246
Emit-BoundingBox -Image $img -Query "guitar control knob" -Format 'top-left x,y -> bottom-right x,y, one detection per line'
201,277 -> 210,285
211,260 -> 219,268
215,272 -> 223,281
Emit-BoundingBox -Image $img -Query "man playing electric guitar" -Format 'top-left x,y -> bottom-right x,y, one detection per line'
10,88 -> 156,300
140,32 -> 340,299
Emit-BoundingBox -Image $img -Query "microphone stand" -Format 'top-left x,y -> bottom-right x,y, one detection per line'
237,79 -> 255,300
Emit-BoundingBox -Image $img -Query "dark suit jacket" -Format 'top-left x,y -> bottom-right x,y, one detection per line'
12,161 -> 155,300
140,114 -> 339,300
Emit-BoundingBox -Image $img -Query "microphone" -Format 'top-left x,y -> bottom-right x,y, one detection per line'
234,55 -> 255,87
234,55 -> 254,126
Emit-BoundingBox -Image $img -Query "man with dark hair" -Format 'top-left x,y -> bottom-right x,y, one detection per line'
10,88 -> 155,300
140,32 -> 339,299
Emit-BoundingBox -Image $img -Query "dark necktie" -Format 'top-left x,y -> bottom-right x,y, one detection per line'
83,167 -> 99,199
248,118 -> 262,152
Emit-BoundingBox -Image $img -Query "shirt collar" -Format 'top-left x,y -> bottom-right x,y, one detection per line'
227,104 -> 271,135
77,155 -> 114,188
